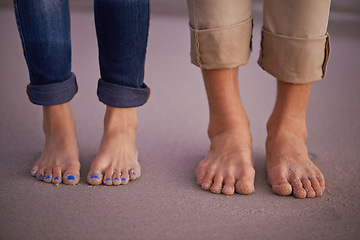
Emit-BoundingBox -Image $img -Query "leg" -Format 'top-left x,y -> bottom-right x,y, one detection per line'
259,0 -> 331,198
197,68 -> 255,195
87,0 -> 150,185
13,0 -> 80,184
186,0 -> 254,195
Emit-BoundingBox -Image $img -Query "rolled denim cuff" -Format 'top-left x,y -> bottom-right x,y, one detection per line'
97,78 -> 150,108
26,73 -> 78,106
190,17 -> 253,70
258,28 -> 331,84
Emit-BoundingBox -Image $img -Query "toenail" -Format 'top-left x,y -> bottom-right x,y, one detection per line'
105,178 -> 111,181
54,177 -> 59,180
46,176 -> 51,179
131,172 -> 136,175
67,175 -> 75,181
38,174 -> 43,178
114,178 -> 120,181
90,175 -> 99,179
121,178 -> 126,181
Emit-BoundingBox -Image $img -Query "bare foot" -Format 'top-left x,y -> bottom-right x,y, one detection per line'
197,68 -> 255,195
87,106 -> 141,186
196,129 -> 255,195
266,119 -> 325,198
31,103 -> 80,185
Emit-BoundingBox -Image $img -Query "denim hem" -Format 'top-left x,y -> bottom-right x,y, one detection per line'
97,78 -> 150,108
26,73 -> 78,106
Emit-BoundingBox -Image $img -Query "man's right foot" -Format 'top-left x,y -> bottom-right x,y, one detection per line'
30,103 -> 80,185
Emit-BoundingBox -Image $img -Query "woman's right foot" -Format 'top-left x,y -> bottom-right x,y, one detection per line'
31,103 -> 80,185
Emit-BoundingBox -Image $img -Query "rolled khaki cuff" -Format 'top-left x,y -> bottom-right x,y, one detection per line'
190,17 -> 253,70
258,28 -> 330,84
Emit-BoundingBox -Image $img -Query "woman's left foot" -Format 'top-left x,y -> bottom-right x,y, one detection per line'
87,106 -> 141,186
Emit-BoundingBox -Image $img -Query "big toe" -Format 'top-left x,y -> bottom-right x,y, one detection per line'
63,169 -> 80,185
87,171 -> 103,185
235,180 -> 254,195
271,182 -> 292,196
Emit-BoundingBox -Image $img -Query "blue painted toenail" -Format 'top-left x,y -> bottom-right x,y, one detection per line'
115,178 -> 120,181
90,175 -> 99,179
121,178 -> 126,181
38,174 -> 43,178
32,169 -> 36,172
54,177 -> 59,180
132,172 -> 136,175
46,176 -> 51,179
105,178 -> 111,181
67,175 -> 75,180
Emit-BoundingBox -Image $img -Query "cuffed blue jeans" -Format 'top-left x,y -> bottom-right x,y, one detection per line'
13,0 -> 150,107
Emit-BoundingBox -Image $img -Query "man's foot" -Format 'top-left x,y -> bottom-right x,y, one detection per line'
196,129 -> 255,195
266,120 -> 325,198
87,106 -> 141,186
266,81 -> 325,198
31,103 -> 80,185
196,68 -> 255,195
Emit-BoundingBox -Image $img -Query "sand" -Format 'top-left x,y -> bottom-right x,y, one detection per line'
0,1 -> 359,239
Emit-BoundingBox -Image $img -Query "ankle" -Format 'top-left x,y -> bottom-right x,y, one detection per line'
267,115 -> 308,142
207,116 -> 250,141
103,107 -> 138,135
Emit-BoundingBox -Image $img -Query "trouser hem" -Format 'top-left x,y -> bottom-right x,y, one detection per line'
97,78 -> 150,108
26,73 -> 77,106
258,28 -> 330,84
189,17 -> 253,69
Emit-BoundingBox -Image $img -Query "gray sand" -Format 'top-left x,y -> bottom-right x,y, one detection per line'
1,1 -> 359,240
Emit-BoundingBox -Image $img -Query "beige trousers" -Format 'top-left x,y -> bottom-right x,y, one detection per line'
187,0 -> 331,84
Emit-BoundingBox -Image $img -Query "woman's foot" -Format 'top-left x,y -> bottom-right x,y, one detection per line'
87,106 -> 141,186
31,103 -> 80,185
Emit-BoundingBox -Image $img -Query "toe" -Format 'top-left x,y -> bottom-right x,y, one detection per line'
310,176 -> 324,197
210,175 -> 223,194
31,166 -> 39,177
222,177 -> 235,196
120,170 -> 129,185
52,167 -> 62,184
36,169 -> 45,181
201,172 -> 214,191
291,178 -> 306,199
87,171 -> 103,185
63,171 -> 80,185
196,165 -> 207,186
235,179 -> 255,195
302,178 -> 315,198
103,168 -> 114,186
268,170 -> 292,196
112,169 -> 121,186
44,168 -> 53,183
129,167 -> 141,181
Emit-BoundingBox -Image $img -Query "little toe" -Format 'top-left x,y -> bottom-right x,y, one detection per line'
129,168 -> 141,181
112,170 -> 121,186
201,172 -> 214,191
87,171 -> 103,185
44,169 -> 53,183
103,168 -> 114,186
120,170 -> 129,185
52,167 -> 62,184
291,178 -> 307,199
222,177 -> 235,196
310,177 -> 324,197
302,178 -> 316,198
31,166 -> 39,176
210,176 -> 223,194
196,166 -> 207,186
